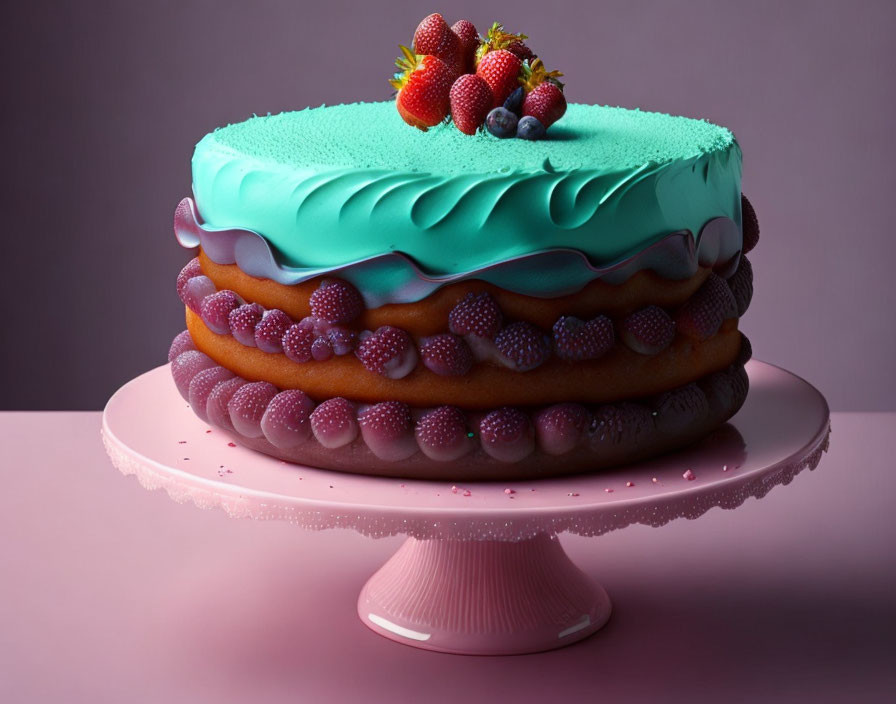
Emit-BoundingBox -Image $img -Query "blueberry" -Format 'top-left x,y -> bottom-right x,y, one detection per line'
517,116 -> 546,141
503,87 -> 524,116
485,108 -> 518,139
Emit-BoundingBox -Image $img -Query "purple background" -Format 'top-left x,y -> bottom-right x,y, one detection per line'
2,0 -> 894,410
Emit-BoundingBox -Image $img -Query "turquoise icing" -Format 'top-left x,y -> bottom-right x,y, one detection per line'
191,102 -> 742,284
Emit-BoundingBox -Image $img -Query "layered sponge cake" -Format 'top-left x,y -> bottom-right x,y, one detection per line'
169,101 -> 757,480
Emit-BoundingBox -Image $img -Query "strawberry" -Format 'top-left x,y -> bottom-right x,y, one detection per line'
389,46 -> 453,130
449,74 -> 492,134
413,13 -> 463,78
522,82 -> 567,129
450,19 -> 478,74
475,22 -> 529,65
520,58 -> 566,129
476,49 -> 522,108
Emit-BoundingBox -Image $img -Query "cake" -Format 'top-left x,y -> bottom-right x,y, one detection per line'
167,17 -> 757,481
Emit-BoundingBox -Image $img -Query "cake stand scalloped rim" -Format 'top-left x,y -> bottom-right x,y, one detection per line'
100,362 -> 831,542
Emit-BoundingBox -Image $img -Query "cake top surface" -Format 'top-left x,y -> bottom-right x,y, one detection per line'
200,101 -> 735,176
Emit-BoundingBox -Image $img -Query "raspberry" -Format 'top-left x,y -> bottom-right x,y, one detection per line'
652,383 -> 709,435
355,326 -> 417,379
448,291 -> 502,338
358,401 -> 417,461
534,403 -> 589,456
188,366 -> 234,423
228,303 -> 265,347
310,397 -> 359,449
254,309 -> 292,353
552,315 -> 614,361
588,403 -> 655,450
199,290 -> 241,335
260,389 -> 315,449
620,306 -> 676,355
676,273 -> 737,340
728,256 -> 753,317
326,326 -> 357,356
170,350 -> 216,401
176,257 -> 201,303
182,275 -> 216,314
479,407 -> 535,463
311,337 -> 334,361
415,406 -> 473,462
168,330 -> 196,363
420,334 -> 474,376
742,194 -> 760,254
205,377 -> 246,432
282,324 -> 315,363
309,279 -> 364,324
227,381 -> 278,439
495,322 -> 551,371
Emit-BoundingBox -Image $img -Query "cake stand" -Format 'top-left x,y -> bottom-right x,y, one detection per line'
102,361 -> 830,656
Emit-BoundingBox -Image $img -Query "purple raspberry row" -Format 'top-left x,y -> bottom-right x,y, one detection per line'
177,254 -> 754,381
169,329 -> 750,466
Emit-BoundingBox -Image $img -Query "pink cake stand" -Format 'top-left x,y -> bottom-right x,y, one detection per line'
102,360 -> 829,656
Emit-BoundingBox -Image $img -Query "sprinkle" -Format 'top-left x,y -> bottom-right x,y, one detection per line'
683,469 -> 696,481
329,485 -> 334,489
205,430 -> 212,434
178,441 -> 187,444
227,442 -> 237,448
652,477 -> 659,483
183,457 -> 190,461
626,481 -> 634,487
400,483 -> 406,488
568,492 -> 580,497
604,488 -> 613,493
451,485 -> 458,494
504,488 -> 515,495
463,489 -> 471,497
722,465 -> 729,472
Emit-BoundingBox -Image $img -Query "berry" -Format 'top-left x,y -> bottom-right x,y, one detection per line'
479,407 -> 535,463
516,115 -> 546,141
450,19 -> 478,74
728,256 -> 754,317
450,74 -> 492,135
476,49 -> 522,108
522,82 -> 567,130
503,86 -> 524,116
448,291 -> 502,338
254,309 -> 292,353
675,273 -> 736,340
168,330 -> 196,363
188,366 -> 234,423
620,306 -> 676,355
310,397 -> 359,449
475,22 -> 529,65
282,324 -> 315,363
588,402 -> 655,450
309,279 -> 364,324
205,377 -> 246,432
552,315 -> 614,361
652,383 -> 709,436
199,290 -> 241,335
420,334 -> 474,376
413,13 -> 463,78
741,194 -> 760,253
495,321 -> 551,371
485,107 -> 518,138
227,381 -> 278,439
700,367 -> 749,420
176,258 -> 201,303
260,389 -> 315,449
228,303 -> 264,347
415,406 -> 474,462
390,47 -> 453,131
170,350 -> 216,401
534,403 -> 589,456
327,326 -> 358,356
358,401 -> 417,461
736,332 -> 753,367
506,41 -> 535,63
311,336 -> 334,361
355,326 -> 418,379
182,275 -> 216,314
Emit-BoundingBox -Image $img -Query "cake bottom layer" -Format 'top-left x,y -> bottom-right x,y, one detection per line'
170,329 -> 750,481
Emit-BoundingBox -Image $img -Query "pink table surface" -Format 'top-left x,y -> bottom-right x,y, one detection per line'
1,411 -> 894,703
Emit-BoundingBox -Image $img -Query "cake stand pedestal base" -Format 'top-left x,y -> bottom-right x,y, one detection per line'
358,533 -> 610,655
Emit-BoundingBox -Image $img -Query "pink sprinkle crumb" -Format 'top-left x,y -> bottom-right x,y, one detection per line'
626,481 -> 635,487
178,441 -> 187,444
451,486 -> 458,494
205,430 -> 212,434
652,477 -> 659,483
722,465 -> 729,472
227,442 -> 236,448
683,469 -> 696,481
504,488 -> 515,495
604,488 -> 613,493
568,492 -> 580,497
463,489 -> 471,497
